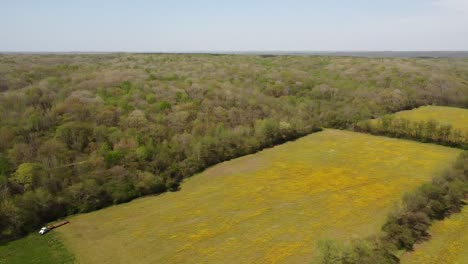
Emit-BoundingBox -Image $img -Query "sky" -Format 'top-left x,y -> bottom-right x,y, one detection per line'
1,0 -> 468,52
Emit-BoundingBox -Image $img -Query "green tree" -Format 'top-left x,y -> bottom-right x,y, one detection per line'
12,163 -> 45,191
0,200 -> 24,238
55,122 -> 93,152
0,154 -> 12,176
104,150 -> 125,167
423,120 -> 438,140
37,139 -> 70,168
134,171 -> 165,195
255,119 -> 280,145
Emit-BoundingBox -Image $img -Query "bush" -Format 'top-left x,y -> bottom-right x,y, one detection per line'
315,239 -> 398,264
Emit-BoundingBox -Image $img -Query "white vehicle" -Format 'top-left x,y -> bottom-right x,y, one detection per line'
38,227 -> 51,235
38,221 -> 69,235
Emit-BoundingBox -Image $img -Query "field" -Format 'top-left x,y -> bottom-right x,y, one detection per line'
392,106 -> 468,132
0,233 -> 74,264
401,207 -> 468,264
359,106 -> 468,148
51,129 -> 460,264
392,105 -> 468,264
1,54 -> 468,244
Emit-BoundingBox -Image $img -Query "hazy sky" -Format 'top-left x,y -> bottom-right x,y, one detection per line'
1,0 -> 467,52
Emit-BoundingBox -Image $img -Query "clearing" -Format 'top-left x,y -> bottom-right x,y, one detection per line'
53,129 -> 460,264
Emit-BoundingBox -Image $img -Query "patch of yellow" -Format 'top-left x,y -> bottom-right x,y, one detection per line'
401,207 -> 468,264
56,129 -> 460,264
393,106 -> 468,132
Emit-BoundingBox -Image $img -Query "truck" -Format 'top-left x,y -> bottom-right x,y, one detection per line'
38,221 -> 69,235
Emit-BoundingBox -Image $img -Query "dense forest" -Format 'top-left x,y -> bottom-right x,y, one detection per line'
1,54 -> 468,240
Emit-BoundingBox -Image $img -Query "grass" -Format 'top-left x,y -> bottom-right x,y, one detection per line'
0,233 -> 74,264
393,106 -> 468,132
52,129 -> 460,264
400,206 -> 468,264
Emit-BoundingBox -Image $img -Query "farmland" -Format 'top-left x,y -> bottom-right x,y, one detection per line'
393,106 -> 468,132
52,129 -> 460,264
401,207 -> 468,264
356,106 -> 468,149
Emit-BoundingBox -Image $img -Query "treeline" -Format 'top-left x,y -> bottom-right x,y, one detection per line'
315,151 -> 468,264
355,116 -> 468,149
0,118 -> 313,240
0,54 -> 468,241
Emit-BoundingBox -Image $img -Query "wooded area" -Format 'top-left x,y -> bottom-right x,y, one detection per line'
1,54 -> 467,240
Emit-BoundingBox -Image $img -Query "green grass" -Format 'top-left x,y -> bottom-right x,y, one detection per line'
52,129 -> 460,264
393,106 -> 468,132
0,233 -> 74,264
400,206 -> 468,264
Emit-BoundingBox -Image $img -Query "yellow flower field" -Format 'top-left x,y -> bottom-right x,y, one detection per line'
401,207 -> 468,264
55,130 -> 460,264
393,106 -> 468,132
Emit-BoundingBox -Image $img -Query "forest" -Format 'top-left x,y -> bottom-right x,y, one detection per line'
1,54 -> 468,240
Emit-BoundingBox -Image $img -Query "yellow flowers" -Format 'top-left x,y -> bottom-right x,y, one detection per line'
401,207 -> 468,264
56,130 -> 460,264
394,106 -> 468,132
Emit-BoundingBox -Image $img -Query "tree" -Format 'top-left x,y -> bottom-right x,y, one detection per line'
0,200 -> 24,238
423,120 -> 438,141
0,174 -> 9,200
55,122 -> 93,152
125,109 -> 148,129
255,119 -> 280,146
67,179 -> 107,213
0,154 -> 12,176
134,171 -> 165,195
37,139 -> 70,168
55,97 -> 91,122
0,127 -> 15,151
104,150 -> 125,167
437,124 -> 452,143
136,145 -> 153,161
156,100 -> 172,112
0,76 -> 8,92
95,106 -> 120,126
8,143 -> 35,166
12,163 -> 45,191
380,115 -> 394,133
